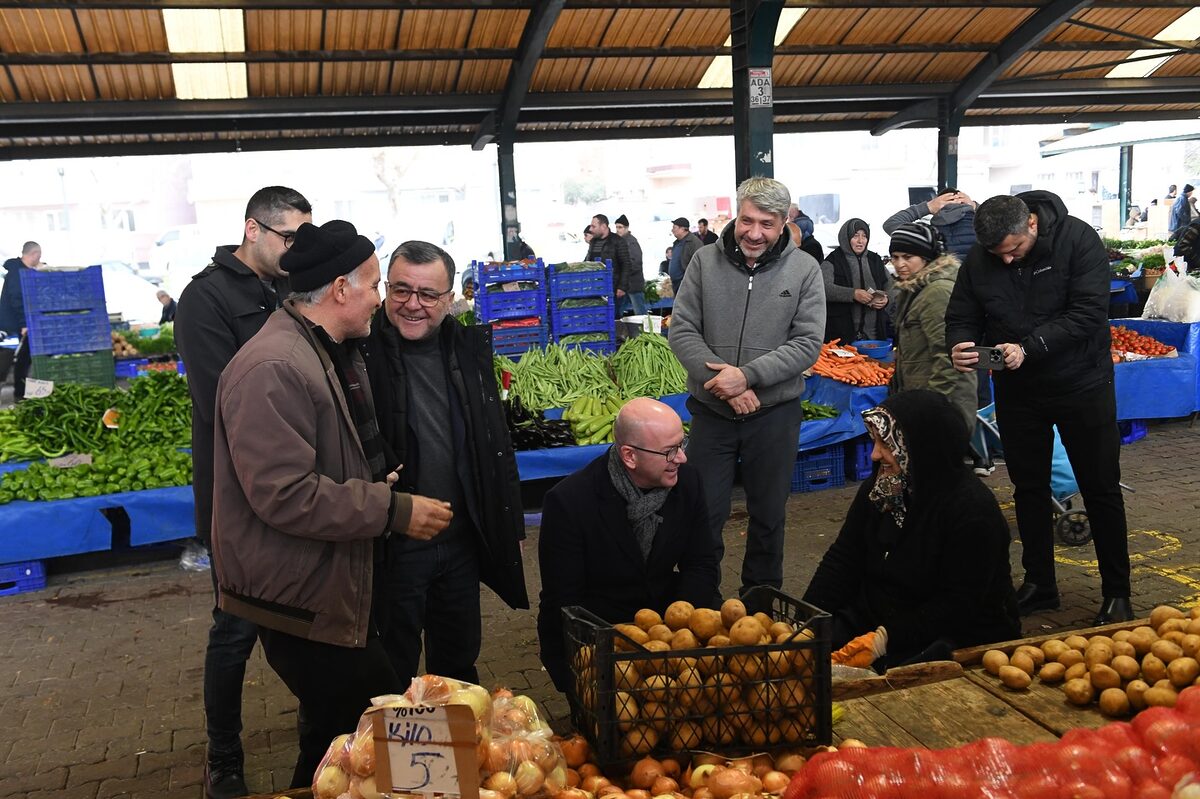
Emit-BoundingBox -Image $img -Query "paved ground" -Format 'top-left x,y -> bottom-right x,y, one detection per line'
2,416 -> 1199,798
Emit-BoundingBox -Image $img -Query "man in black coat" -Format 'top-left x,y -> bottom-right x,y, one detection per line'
174,186 -> 312,799
586,213 -> 635,301
537,398 -> 721,693
946,190 -> 1132,626
362,240 -> 528,689
0,241 -> 39,402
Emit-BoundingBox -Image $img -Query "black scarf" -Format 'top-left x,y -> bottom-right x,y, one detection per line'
606,446 -> 670,561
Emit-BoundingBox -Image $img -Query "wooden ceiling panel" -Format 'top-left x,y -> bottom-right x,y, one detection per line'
641,56 -> 711,89
93,64 -> 173,101
581,57 -> 653,91
954,8 -> 1032,44
398,10 -> 471,50
1150,54 -> 1200,78
898,8 -> 976,44
7,66 -> 96,102
1047,8 -> 1137,42
1004,51 -> 1127,80
863,53 -> 938,84
916,52 -> 986,82
245,10 -> 324,50
0,9 -> 84,52
468,10 -> 529,49
323,10 -> 400,51
530,58 -> 589,92
784,9 -> 866,46
390,61 -> 459,94
842,9 -> 927,45
0,67 -> 16,101
456,60 -> 510,94
76,9 -> 166,52
663,9 -> 728,47
249,63 -> 319,97
773,55 -> 827,86
601,9 -> 675,48
322,60 -> 392,95
808,54 -> 876,86
546,9 -> 613,49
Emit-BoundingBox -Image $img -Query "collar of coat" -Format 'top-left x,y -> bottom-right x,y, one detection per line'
895,253 -> 960,293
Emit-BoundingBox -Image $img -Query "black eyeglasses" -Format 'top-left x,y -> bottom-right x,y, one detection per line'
626,436 -> 689,463
254,219 -> 296,248
386,282 -> 453,307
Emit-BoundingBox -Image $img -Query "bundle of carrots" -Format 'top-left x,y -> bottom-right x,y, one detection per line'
812,339 -> 894,386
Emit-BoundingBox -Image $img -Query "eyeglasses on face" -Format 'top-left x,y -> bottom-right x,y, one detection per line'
626,436 -> 689,463
254,219 -> 296,248
386,282 -> 452,307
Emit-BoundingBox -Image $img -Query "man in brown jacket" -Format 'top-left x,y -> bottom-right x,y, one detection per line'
211,220 -> 452,787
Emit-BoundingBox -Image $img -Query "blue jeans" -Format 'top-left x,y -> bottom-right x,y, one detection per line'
381,532 -> 482,689
616,292 -> 647,317
203,567 -> 258,757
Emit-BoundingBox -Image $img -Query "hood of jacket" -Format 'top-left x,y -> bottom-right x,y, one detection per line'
837,218 -> 871,257
896,253 -> 960,293
1019,189 -> 1069,261
876,389 -> 970,501
2,257 -> 21,274
931,202 -> 974,226
718,217 -> 793,272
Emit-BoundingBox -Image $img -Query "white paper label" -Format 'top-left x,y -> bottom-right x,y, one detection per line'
377,704 -> 473,798
25,378 -> 54,398
749,67 -> 773,108
831,348 -> 857,358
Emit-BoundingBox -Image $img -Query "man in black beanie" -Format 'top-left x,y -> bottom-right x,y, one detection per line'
613,213 -> 646,316
586,212 -> 635,313
210,220 -> 452,787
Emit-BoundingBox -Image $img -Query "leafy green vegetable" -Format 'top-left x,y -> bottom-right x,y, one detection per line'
0,448 -> 192,504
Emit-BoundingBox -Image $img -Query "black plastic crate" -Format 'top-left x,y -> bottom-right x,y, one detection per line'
562,586 -> 831,767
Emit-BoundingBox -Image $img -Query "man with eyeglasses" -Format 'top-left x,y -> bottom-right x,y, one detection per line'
536,397 -> 720,693
175,185 -> 311,799
361,240 -> 528,691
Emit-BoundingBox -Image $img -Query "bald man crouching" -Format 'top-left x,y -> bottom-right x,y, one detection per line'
537,398 -> 721,692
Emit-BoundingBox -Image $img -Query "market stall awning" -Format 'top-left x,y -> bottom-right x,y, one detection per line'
1040,118 -> 1200,154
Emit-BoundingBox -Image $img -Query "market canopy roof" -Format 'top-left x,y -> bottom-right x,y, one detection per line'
1039,118 -> 1200,154
1,0 -> 1199,160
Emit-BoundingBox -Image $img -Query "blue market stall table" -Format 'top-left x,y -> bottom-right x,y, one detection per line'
0,460 -> 194,565
1111,318 -> 1200,420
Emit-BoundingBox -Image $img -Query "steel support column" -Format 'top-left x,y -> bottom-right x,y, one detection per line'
731,0 -> 785,183
1119,145 -> 1134,229
937,105 -> 962,190
498,140 -> 521,261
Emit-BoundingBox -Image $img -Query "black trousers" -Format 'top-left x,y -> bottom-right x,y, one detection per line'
203,566 -> 258,759
258,627 -> 402,788
685,396 -> 804,593
994,380 -> 1130,598
11,333 -> 30,401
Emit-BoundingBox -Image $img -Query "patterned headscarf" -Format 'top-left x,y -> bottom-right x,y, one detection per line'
862,405 -> 911,527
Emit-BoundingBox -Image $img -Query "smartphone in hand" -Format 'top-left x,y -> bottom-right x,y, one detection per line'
965,345 -> 1006,371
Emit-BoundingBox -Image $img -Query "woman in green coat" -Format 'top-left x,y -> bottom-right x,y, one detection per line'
888,222 -> 978,433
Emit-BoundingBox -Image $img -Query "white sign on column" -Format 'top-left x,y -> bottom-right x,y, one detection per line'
748,67 -> 773,108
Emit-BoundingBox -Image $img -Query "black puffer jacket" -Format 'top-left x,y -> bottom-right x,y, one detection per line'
803,389 -> 1019,664
945,190 -> 1112,399
586,233 -> 636,294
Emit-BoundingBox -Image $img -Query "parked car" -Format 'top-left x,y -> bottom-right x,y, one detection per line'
101,261 -> 163,324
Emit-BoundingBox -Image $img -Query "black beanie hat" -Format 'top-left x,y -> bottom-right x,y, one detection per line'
615,214 -> 629,226
889,221 -> 941,261
281,220 -> 376,292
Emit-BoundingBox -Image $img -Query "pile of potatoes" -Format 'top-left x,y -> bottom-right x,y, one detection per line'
571,598 -> 822,759
982,604 -> 1200,717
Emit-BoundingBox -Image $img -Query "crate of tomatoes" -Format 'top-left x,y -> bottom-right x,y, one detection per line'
1110,325 -> 1177,362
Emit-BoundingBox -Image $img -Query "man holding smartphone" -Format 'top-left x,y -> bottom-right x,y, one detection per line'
945,191 -> 1131,626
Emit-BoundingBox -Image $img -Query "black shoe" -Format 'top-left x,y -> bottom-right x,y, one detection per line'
1015,582 -> 1060,615
1094,597 -> 1134,626
204,751 -> 249,799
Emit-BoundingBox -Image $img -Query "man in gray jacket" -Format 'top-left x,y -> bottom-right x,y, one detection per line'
669,177 -> 825,596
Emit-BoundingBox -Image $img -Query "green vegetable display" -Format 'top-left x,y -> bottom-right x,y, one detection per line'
2,383 -> 120,460
557,298 -> 608,308
110,372 -> 192,450
553,262 -> 606,273
610,332 -> 688,398
801,400 -> 838,419
643,279 -> 660,305
134,322 -> 176,355
501,345 -> 616,412
0,448 -> 192,504
557,333 -> 611,345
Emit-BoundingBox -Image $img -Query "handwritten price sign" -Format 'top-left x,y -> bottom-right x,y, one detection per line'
371,704 -> 479,798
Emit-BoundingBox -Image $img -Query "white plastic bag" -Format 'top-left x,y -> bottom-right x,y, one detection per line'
1143,266 -> 1200,323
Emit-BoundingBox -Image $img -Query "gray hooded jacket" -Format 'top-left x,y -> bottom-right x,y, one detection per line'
669,224 -> 826,419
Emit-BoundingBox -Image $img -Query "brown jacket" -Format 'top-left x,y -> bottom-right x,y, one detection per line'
211,303 -> 411,648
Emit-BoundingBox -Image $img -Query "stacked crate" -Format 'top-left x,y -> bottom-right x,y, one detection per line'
547,260 -> 617,355
20,265 -> 115,388
474,259 -> 547,357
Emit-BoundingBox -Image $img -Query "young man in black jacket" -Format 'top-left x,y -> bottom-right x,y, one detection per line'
946,191 -> 1132,626
174,186 -> 312,799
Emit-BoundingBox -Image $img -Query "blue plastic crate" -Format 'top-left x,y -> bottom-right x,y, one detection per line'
19,265 -> 106,313
846,436 -> 873,480
547,261 -> 613,301
476,259 -> 545,287
0,560 -> 47,597
492,323 -> 547,356
1119,419 -> 1148,445
476,285 -> 546,323
550,299 -> 616,337
26,306 -> 112,356
791,445 -> 846,493
115,357 -> 149,378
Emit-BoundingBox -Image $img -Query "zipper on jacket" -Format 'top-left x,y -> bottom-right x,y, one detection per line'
734,272 -> 754,365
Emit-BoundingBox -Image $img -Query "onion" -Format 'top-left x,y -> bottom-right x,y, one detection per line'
751,754 -> 774,778
348,733 -> 375,777
693,753 -> 725,767
840,738 -> 869,748
578,762 -> 602,779
560,734 -> 590,768
650,775 -> 679,795
582,774 -> 611,793
598,785 -> 626,797
761,770 -> 790,794
630,756 -> 665,790
773,750 -> 806,774
565,768 -> 581,788
348,775 -> 384,799
690,764 -> 718,789
484,741 -> 511,772
484,770 -> 518,798
693,788 -> 715,799
627,791 -> 652,799
514,760 -> 546,795
706,768 -> 762,799
313,765 -> 350,799
659,758 -> 681,779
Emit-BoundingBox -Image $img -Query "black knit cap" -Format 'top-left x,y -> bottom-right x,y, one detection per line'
281,220 -> 376,291
889,221 -> 941,261
615,214 -> 629,226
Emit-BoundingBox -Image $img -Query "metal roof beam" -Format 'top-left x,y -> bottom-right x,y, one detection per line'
472,0 -> 564,150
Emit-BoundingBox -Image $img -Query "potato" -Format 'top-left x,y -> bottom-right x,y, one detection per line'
753,612 -> 774,632
704,672 -> 739,706
688,608 -> 724,643
1112,630 -> 1133,643
720,598 -> 747,629
766,650 -> 792,678
982,650 -> 1009,676
1151,639 -> 1184,664
615,661 -> 640,690
1063,678 -> 1095,706
728,653 -> 764,682
1099,687 -> 1131,717
1088,635 -> 1116,650
634,608 -> 663,631
1126,679 -> 1151,710
1038,662 -> 1067,683
1015,645 -> 1046,668
638,640 -> 670,675
729,617 -> 765,646
670,720 -> 704,751
1090,663 -> 1122,692
1111,654 -> 1141,681
1151,604 -> 1186,631
641,675 -> 675,703
1057,649 -> 1085,669
1041,640 -> 1070,661
614,624 -> 650,649
1164,630 -> 1188,646
1144,686 -> 1178,708
1142,653 -> 1168,684
620,724 -> 660,757
1187,618 -> 1200,636
708,634 -> 731,648
1182,634 -> 1200,659
769,621 -> 795,640
1065,662 -> 1089,682
1084,643 -> 1114,668
1191,606 -> 1200,621
1112,640 -> 1137,659
675,667 -> 705,707
641,700 -> 670,732
670,628 -> 701,651
999,665 -> 1032,690
1065,635 -> 1090,652
1009,651 -> 1036,676
664,601 -> 695,631
1129,628 -> 1158,656
1167,656 -> 1200,688
646,624 -> 673,643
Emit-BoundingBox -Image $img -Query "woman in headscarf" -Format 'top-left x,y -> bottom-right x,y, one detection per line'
888,222 -> 977,433
820,218 -> 890,344
803,390 -> 1020,668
